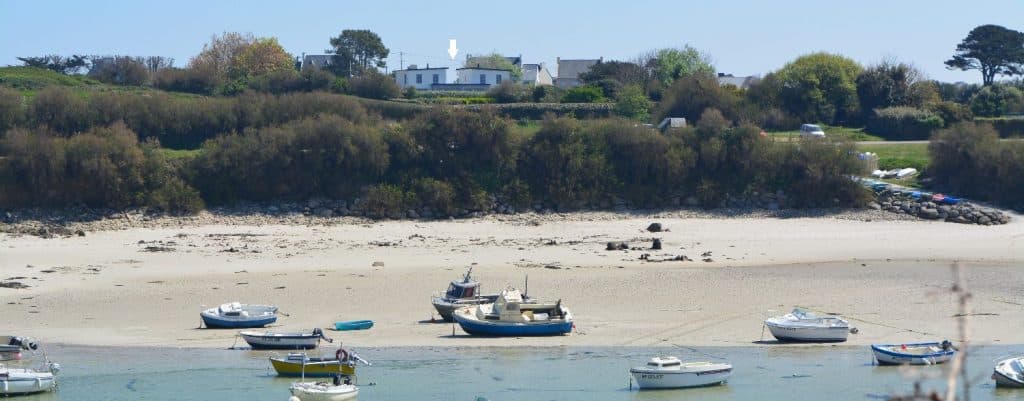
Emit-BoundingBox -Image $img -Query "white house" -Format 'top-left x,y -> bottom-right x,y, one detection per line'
394,65 -> 449,90
521,63 -> 553,86
456,67 -> 511,86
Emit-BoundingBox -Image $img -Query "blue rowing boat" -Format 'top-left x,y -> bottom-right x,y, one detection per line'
452,288 -> 573,336
334,320 -> 374,331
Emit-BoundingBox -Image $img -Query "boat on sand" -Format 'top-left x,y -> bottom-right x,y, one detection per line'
453,288 -> 572,336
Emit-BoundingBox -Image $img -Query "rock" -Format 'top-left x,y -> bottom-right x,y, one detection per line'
606,241 -> 629,251
544,264 -> 561,270
646,223 -> 663,232
919,208 -> 940,219
651,238 -> 662,250
978,216 -> 991,225
868,202 -> 881,211
371,261 -> 384,267
75,229 -> 85,237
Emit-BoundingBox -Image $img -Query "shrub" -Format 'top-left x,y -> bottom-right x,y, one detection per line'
347,71 -> 400,100
413,178 -> 456,216
246,69 -> 306,94
865,107 -> 945,140
520,116 -> 612,206
361,184 -> 410,218
153,67 -> 220,94
486,81 -> 525,104
988,118 -> 1024,138
615,85 -> 653,121
0,87 -> 24,132
930,122 -> 1024,206
458,103 -> 614,120
561,86 -> 605,103
969,85 -> 1024,117
29,86 -> 91,135
655,73 -> 743,123
87,56 -> 149,86
927,101 -> 973,127
531,85 -> 563,103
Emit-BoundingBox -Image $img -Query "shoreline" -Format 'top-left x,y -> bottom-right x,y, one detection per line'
2,212 -> 1021,349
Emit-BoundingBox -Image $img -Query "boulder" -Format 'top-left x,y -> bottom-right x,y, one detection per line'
646,223 -> 663,232
606,241 -> 629,251
651,238 -> 662,250
919,208 -> 940,219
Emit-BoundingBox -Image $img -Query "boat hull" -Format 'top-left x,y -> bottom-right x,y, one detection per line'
334,320 -> 373,331
629,368 -> 732,389
0,371 -> 56,395
270,358 -> 356,378
240,332 -> 320,349
453,310 -> 572,336
202,314 -> 277,328
290,383 -> 359,401
431,295 -> 499,322
766,324 -> 849,342
993,357 -> 1024,388
871,343 -> 955,365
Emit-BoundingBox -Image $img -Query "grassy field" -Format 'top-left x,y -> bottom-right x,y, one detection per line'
767,125 -> 885,142
856,142 -> 929,171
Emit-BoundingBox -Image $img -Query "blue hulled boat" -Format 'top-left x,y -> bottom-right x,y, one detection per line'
200,302 -> 278,328
334,320 -> 374,331
452,288 -> 572,336
871,341 -> 956,365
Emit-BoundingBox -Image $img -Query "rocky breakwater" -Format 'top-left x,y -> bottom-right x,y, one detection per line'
872,189 -> 1010,225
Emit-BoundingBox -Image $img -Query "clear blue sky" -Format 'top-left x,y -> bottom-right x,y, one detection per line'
2,0 -> 1022,83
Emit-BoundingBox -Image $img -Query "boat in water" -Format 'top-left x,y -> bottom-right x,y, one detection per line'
993,356 -> 1024,388
240,328 -> 332,350
201,302 -> 278,328
333,320 -> 373,331
871,341 -> 956,365
629,356 -> 732,389
452,288 -> 572,336
764,308 -> 852,342
289,375 -> 359,401
431,267 -> 500,322
270,349 -> 369,378
0,362 -> 61,396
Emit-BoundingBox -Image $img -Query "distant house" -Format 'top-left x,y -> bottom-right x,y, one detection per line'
521,63 -> 553,86
717,73 -> 757,90
658,118 -> 687,132
554,57 -> 602,89
302,54 -> 334,70
394,65 -> 449,90
457,67 -> 511,87
465,54 -> 522,69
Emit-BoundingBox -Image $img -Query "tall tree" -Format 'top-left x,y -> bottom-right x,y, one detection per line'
945,25 -> 1024,86
769,52 -> 863,125
230,37 -> 294,79
188,32 -> 256,82
649,46 -> 715,87
17,55 -> 89,74
328,29 -> 389,77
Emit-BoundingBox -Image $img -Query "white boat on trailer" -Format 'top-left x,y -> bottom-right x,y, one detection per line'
629,356 -> 732,389
871,341 -> 956,365
764,308 -> 852,342
240,328 -> 332,350
993,356 -> 1024,388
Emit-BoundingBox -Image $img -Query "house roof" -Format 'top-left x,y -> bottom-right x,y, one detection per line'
466,55 -> 522,67
457,67 -> 512,72
394,67 -> 449,72
557,58 -> 601,79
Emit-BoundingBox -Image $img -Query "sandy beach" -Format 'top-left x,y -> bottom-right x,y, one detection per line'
1,210 -> 1022,349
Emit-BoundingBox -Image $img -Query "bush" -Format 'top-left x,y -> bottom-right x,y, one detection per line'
655,73 -> 743,123
0,87 -> 24,132
531,85 -> 563,103
615,85 -> 653,121
988,118 -> 1024,138
348,71 -> 400,100
561,86 -> 605,103
969,85 -> 1024,117
865,107 -> 945,140
361,184 -> 411,218
927,101 -> 973,127
246,69 -> 307,94
929,122 -> 1024,206
520,116 -> 613,207
487,81 -> 525,104
29,86 -> 91,135
413,178 -> 456,216
87,56 -> 149,86
458,103 -> 614,120
153,67 -> 220,94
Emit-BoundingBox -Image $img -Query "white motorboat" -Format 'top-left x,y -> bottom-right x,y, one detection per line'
240,328 -> 332,350
993,356 -> 1024,388
764,308 -> 852,342
871,341 -> 956,365
289,377 -> 359,401
629,356 -> 732,389
0,363 -> 60,396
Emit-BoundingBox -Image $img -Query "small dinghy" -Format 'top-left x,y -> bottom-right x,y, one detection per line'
0,362 -> 60,396
333,320 -> 373,331
201,302 -> 278,329
629,356 -> 732,389
871,341 -> 956,365
764,308 -> 852,342
993,356 -> 1024,388
289,375 -> 358,401
240,328 -> 332,350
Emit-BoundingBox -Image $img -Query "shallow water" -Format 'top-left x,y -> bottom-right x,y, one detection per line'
9,344 -> 1024,401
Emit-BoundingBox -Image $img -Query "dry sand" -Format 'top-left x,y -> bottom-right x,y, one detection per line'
1,212 -> 1022,348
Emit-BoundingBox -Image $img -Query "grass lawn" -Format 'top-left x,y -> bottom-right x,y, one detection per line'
856,142 -> 929,171
156,148 -> 202,161
767,125 -> 885,142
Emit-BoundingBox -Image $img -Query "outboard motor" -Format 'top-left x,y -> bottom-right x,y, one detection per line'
333,374 -> 342,386
313,327 -> 333,343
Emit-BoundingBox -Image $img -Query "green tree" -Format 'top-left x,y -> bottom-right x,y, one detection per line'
945,25 -> 1024,86
188,32 -> 256,83
650,46 -> 715,87
561,86 -> 605,103
856,61 -> 937,113
615,85 -> 653,121
88,56 -> 150,86
464,53 -> 522,81
968,84 -> 1024,117
230,37 -> 294,79
770,53 -> 863,125
16,55 -> 89,74
328,29 -> 389,77
579,61 -> 648,87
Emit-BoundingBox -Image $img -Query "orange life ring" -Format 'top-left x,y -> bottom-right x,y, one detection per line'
336,348 -> 349,361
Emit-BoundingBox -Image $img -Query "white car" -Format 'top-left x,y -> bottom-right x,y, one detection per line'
799,124 -> 826,138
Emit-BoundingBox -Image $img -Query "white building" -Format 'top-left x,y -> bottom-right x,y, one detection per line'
521,63 -> 553,86
456,67 -> 511,86
394,65 -> 449,90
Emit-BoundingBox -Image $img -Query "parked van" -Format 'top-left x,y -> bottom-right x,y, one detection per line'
799,124 -> 826,138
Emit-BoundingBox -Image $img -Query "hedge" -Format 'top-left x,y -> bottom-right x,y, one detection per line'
457,103 -> 615,120
865,107 -> 944,140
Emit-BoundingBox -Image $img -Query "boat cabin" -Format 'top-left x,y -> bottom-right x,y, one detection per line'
647,356 -> 683,368
482,289 -> 564,322
445,279 -> 480,300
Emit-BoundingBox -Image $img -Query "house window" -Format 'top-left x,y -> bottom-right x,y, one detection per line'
479,74 -> 486,84
403,74 -> 407,85
433,74 -> 439,84
496,74 -> 502,84
416,74 -> 422,84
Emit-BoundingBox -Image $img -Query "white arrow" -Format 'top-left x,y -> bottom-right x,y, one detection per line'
447,39 -> 458,60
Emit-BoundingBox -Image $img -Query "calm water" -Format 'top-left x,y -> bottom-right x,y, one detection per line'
8,344 -> 1024,401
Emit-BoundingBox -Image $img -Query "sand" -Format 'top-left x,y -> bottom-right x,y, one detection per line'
1,212 -> 1022,348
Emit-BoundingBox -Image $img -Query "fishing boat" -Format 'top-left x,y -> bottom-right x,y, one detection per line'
240,328 -> 332,350
201,302 -> 278,328
993,356 -> 1024,388
452,288 -> 572,336
289,376 -> 359,401
763,308 -> 852,342
431,267 -> 500,321
871,341 -> 956,365
629,356 -> 732,389
0,362 -> 60,396
333,320 -> 373,331
270,349 -> 369,378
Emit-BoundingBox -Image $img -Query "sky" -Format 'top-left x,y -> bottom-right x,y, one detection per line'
2,0 -> 1022,84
